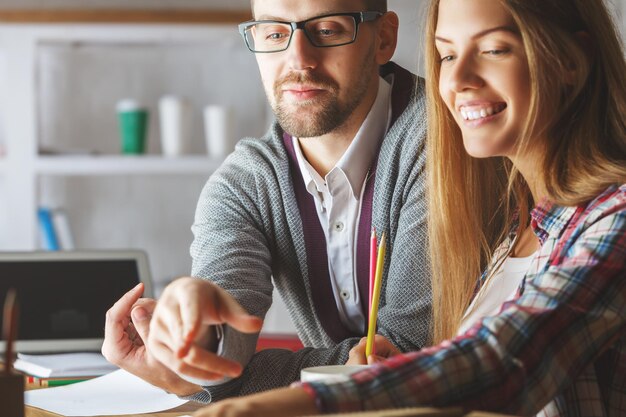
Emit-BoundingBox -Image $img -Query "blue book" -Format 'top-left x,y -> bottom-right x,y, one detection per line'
38,207 -> 60,250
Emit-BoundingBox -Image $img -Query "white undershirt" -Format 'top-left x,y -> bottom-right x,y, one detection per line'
293,76 -> 393,334
457,252 -> 536,335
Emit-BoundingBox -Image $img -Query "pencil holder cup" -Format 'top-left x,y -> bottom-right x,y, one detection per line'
0,372 -> 24,417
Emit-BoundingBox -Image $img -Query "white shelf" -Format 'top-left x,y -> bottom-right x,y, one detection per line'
34,155 -> 223,176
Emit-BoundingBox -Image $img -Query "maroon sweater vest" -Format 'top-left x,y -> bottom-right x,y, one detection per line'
282,62 -> 413,343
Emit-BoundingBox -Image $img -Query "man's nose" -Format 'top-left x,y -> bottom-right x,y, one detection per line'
285,29 -> 318,71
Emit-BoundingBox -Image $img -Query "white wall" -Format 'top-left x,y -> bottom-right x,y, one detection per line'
389,0 -> 427,75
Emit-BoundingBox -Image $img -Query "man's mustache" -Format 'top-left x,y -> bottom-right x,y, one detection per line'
274,72 -> 338,93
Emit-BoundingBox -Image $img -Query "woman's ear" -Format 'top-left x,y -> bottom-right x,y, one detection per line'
375,12 -> 400,65
574,31 -> 593,54
564,31 -> 594,84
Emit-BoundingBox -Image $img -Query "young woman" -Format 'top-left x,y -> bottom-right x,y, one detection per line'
192,0 -> 626,415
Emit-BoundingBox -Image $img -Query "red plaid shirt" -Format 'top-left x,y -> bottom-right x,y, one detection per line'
301,184 -> 626,416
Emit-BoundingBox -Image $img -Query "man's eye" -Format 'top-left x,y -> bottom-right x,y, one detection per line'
317,29 -> 336,36
266,32 -> 289,41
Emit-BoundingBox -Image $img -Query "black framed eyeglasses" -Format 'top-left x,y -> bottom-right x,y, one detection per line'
238,11 -> 384,53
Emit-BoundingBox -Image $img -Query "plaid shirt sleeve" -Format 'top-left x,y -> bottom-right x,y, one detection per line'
300,186 -> 626,415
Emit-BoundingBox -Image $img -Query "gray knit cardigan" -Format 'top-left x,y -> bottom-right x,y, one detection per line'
187,63 -> 430,403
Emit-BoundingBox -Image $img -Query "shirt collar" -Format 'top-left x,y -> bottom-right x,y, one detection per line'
336,75 -> 393,198
293,76 -> 393,199
293,139 -> 325,196
530,199 -> 578,243
530,184 -> 624,243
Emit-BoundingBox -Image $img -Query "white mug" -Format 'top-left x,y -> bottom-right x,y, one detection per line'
204,105 -> 235,158
300,365 -> 370,383
159,95 -> 193,156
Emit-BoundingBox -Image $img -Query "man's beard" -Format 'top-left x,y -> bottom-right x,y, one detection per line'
271,46 -> 375,138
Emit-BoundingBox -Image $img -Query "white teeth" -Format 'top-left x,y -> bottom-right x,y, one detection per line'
460,105 -> 502,121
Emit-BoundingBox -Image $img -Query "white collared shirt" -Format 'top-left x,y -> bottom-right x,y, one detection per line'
293,76 -> 393,334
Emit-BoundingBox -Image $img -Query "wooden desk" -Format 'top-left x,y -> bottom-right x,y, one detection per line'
25,406 -> 514,417
26,401 -> 201,417
318,408 -> 515,417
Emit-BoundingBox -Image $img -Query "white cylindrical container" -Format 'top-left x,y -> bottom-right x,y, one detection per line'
300,365 -> 370,383
204,105 -> 235,158
159,95 -> 193,156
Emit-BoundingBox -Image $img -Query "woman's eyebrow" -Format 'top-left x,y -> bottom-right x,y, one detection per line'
435,25 -> 518,43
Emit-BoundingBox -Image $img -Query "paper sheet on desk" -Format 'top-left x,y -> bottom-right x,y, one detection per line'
25,369 -> 188,416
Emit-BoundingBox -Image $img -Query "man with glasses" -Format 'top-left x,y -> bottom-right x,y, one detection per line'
102,0 -> 430,404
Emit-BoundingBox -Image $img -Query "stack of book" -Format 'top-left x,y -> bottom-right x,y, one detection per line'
15,352 -> 117,389
25,375 -> 93,388
37,207 -> 74,250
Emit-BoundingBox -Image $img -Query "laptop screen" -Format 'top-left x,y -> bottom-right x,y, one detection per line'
0,251 -> 152,353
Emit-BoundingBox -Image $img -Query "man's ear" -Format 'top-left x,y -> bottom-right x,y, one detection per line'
375,12 -> 399,65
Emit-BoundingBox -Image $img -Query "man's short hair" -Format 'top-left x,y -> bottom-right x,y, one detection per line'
250,0 -> 388,14
365,0 -> 387,12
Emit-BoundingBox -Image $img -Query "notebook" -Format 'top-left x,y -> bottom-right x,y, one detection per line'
0,250 -> 153,353
14,352 -> 117,378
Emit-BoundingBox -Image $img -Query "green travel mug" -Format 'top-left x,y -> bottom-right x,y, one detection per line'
117,99 -> 149,154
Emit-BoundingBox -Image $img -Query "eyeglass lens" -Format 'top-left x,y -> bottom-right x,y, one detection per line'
245,15 -> 357,52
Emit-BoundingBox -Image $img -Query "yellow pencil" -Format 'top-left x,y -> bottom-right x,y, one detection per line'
366,232 -> 386,358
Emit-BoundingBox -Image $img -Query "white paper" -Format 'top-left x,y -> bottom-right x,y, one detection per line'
25,369 -> 188,416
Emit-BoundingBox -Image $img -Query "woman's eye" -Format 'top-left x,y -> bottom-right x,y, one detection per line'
439,55 -> 455,63
484,49 -> 509,56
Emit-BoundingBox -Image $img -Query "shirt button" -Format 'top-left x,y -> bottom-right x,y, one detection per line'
340,290 -> 350,300
334,221 -> 345,232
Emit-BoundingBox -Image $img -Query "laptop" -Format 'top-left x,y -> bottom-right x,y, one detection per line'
0,250 -> 153,353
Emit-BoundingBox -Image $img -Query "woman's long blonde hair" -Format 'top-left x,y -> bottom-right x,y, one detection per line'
426,0 -> 626,343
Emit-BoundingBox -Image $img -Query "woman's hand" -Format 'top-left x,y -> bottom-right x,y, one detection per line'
346,335 -> 401,365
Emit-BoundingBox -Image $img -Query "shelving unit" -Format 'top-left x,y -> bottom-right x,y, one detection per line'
0,10 -> 301,335
0,18 -> 270,289
35,155 -> 223,176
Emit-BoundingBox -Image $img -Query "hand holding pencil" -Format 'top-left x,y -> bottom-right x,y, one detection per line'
347,334 -> 402,365
345,231 -> 397,366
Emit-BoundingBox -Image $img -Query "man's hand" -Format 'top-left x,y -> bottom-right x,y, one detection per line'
102,283 -> 202,396
346,335 -> 401,365
147,277 -> 263,382
192,386 -> 317,417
